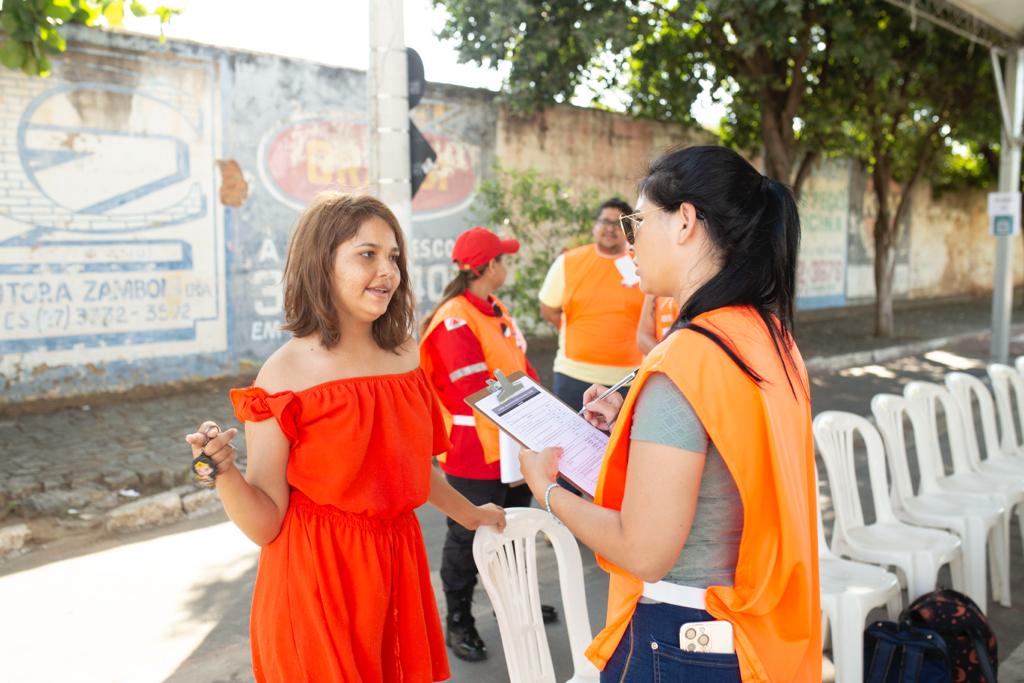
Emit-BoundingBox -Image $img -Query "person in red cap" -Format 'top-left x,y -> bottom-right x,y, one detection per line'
419,226 -> 556,662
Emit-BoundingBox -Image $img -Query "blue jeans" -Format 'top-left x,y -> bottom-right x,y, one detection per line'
600,602 -> 742,683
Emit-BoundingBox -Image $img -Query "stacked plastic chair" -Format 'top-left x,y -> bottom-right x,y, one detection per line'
816,465 -> 901,683
871,393 -> 1009,611
813,411 -> 965,603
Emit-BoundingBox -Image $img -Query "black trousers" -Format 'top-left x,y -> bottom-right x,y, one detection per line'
440,473 -> 534,594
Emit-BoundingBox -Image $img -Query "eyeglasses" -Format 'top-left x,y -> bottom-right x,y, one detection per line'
618,210 -> 655,245
619,207 -> 707,245
595,217 -> 619,228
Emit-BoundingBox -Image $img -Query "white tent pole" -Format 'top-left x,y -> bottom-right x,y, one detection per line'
990,46 -> 1023,363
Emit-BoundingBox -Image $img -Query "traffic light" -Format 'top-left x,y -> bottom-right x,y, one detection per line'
407,48 -> 436,198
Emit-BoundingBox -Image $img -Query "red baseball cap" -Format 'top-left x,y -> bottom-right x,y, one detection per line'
451,226 -> 520,270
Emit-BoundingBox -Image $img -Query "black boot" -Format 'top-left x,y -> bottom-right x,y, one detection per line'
445,589 -> 488,662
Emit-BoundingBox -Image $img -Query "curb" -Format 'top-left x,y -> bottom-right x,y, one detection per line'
2,486 -> 222,558
804,328 -> 989,373
105,486 -> 221,534
0,523 -> 31,557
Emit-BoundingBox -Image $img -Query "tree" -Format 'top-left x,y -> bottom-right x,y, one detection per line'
0,0 -> 179,77
812,3 -> 998,337
474,166 -> 598,335
433,0 -> 853,198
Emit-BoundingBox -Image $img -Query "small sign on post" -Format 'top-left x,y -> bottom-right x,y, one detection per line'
988,192 -> 1022,237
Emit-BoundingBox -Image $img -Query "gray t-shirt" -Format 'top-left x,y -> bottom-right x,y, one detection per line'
629,373 -> 743,589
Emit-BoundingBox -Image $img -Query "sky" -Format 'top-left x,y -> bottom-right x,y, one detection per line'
120,0 -> 724,129
121,1 -> 507,90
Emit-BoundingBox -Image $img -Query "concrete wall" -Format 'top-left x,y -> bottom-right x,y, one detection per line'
844,165 -> 1024,303
0,29 -> 494,404
0,28 -> 1015,404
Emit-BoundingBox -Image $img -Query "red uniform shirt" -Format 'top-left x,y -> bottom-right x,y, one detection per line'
422,291 -> 539,479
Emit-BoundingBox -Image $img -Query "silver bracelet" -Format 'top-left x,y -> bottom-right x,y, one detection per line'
544,482 -> 561,523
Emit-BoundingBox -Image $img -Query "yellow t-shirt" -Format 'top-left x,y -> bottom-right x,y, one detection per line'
538,253 -> 639,386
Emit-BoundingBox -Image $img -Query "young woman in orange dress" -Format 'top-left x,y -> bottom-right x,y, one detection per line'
520,146 -> 821,682
184,193 -> 505,683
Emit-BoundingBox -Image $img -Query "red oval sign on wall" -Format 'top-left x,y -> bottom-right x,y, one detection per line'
261,117 -> 476,216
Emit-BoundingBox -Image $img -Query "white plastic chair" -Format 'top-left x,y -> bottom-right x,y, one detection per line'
813,411 -> 964,604
817,471 -> 901,683
987,362 -> 1024,457
904,381 -> 1024,564
945,372 -> 1024,480
871,393 -> 1009,611
473,507 -> 600,683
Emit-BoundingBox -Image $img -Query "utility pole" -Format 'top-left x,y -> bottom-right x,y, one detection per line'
368,0 -> 412,239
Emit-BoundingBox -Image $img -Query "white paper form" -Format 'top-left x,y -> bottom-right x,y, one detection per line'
614,254 -> 640,286
499,430 -> 524,485
471,376 -> 608,496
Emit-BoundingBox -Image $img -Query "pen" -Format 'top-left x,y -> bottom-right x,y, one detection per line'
578,369 -> 639,415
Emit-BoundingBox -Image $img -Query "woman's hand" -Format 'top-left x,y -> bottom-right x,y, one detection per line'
465,503 -> 507,532
519,447 -> 562,500
581,384 -> 624,431
185,420 -> 240,483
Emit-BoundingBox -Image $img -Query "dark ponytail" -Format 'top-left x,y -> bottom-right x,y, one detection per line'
421,269 -> 479,335
638,145 -> 803,394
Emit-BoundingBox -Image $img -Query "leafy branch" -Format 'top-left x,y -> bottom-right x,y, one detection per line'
0,0 -> 180,76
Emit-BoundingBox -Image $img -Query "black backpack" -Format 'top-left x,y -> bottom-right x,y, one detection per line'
864,620 -> 952,683
901,589 -> 998,683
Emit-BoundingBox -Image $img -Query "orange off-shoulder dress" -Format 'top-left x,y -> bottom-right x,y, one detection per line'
229,368 -> 451,683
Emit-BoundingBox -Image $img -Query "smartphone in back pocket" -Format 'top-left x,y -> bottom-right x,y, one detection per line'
679,620 -> 734,654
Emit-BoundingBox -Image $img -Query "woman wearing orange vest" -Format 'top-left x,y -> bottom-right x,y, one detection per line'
637,294 -> 681,354
420,226 -> 554,663
520,146 -> 821,682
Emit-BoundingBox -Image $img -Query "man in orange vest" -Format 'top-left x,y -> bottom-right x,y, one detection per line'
538,198 -> 645,410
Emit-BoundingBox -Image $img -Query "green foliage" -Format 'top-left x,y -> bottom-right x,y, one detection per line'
930,142 -> 998,196
810,5 -> 996,187
435,0 -> 850,190
0,0 -> 180,76
435,0 -> 636,114
435,0 -> 1002,197
475,166 -> 599,334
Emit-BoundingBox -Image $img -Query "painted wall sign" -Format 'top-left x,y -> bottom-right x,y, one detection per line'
796,158 -> 850,309
0,47 -> 227,379
258,114 -> 476,218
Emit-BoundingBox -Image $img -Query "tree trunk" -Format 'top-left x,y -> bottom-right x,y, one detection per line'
871,162 -> 897,338
874,220 -> 896,338
760,99 -> 794,187
792,151 -> 818,200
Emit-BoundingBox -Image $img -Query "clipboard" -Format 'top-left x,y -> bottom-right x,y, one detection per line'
465,370 -> 608,497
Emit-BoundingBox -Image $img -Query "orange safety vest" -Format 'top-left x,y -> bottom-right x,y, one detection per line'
585,306 -> 821,682
563,245 -> 644,366
654,296 -> 680,342
420,294 -> 530,464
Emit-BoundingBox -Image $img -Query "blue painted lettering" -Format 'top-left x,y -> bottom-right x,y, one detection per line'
0,282 -> 73,305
